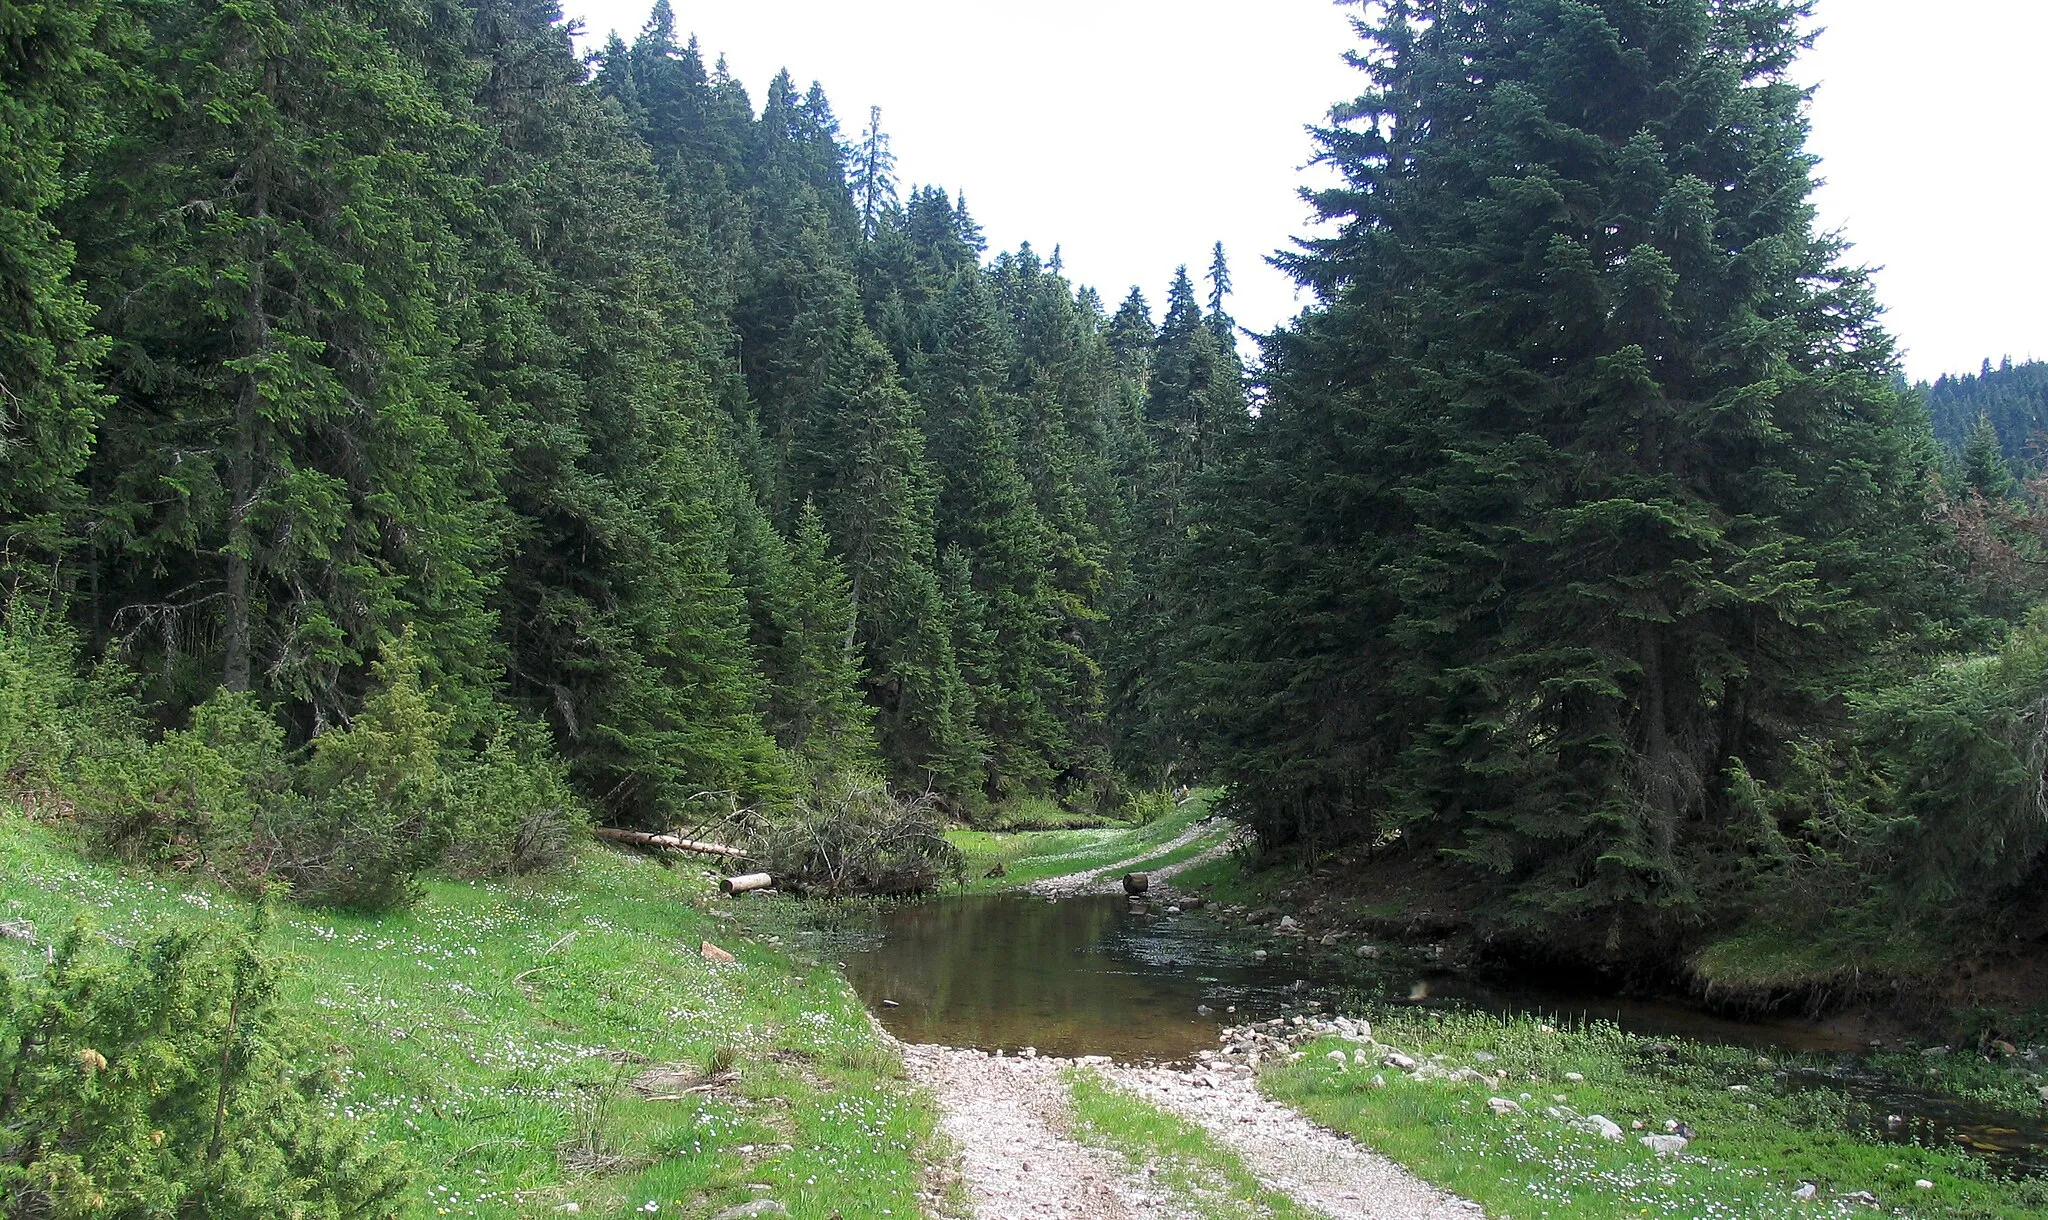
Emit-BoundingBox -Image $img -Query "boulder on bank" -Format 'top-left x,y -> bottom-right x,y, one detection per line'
1123,872 -> 1150,895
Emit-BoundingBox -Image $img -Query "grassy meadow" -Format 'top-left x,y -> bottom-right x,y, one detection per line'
0,809 -> 938,1220
1262,1008 -> 2048,1220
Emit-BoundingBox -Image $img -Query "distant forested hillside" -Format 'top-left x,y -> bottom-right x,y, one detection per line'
0,0 -> 1242,831
1926,358 -> 2048,468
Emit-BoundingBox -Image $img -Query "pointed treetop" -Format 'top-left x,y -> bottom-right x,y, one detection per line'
953,192 -> 986,255
1962,410 -> 2014,499
854,105 -> 899,242
1162,266 -> 1201,337
640,0 -> 675,51
1206,242 -> 1232,315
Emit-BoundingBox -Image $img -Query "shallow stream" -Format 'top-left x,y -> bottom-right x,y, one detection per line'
838,892 -> 2048,1174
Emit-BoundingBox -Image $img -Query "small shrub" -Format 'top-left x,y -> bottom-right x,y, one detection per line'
0,918 -> 408,1219
72,691 -> 288,876
261,642 -> 450,909
0,606 -> 133,791
441,715 -> 588,878
1126,788 -> 1179,827
752,772 -> 964,896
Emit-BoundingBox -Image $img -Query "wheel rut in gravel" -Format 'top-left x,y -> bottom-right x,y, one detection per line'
902,1044 -> 1183,1219
903,1040 -> 1480,1220
1026,816 -> 1240,899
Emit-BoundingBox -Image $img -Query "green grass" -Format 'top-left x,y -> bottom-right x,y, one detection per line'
1260,1008 -> 2048,1220
1164,843 -> 1270,905
1064,1069 -> 1314,1220
0,809 -> 938,1220
971,795 -> 1124,832
948,794 -> 1224,893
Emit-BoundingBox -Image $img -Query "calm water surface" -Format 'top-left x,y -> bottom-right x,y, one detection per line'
839,892 -> 2048,1173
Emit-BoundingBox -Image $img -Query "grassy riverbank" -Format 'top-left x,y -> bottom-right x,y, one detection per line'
0,810 -> 938,1220
949,794 -> 1228,893
1264,1008 -> 2048,1220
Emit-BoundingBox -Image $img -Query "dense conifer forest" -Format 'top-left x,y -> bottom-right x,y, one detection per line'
0,0 -> 1246,875
1930,358 -> 2048,472
5,0 -> 2048,993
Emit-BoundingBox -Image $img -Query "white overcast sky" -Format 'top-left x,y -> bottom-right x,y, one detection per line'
563,1 -> 2047,383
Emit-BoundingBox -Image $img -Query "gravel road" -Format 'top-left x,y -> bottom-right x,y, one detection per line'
902,1039 -> 1481,1219
1025,816 -> 1241,898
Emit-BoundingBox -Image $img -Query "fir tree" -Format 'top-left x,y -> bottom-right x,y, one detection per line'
853,105 -> 899,243
0,0 -> 109,569
1204,241 -> 1235,342
1961,410 -> 2015,499
768,503 -> 878,771
70,0 -> 502,725
1178,0 -> 1943,940
450,0 -> 788,820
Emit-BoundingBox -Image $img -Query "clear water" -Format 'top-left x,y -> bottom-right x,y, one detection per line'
838,892 -> 2048,1173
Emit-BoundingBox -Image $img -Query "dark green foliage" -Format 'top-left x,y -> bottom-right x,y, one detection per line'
764,504 -> 878,771
7,0 -> 1243,872
69,0 -> 502,718
1108,261 -> 1248,785
1927,358 -> 2048,469
1961,410 -> 2016,499
1177,0 -> 1945,945
0,919 -> 407,1219
0,0 -> 108,568
1722,612 -> 2048,973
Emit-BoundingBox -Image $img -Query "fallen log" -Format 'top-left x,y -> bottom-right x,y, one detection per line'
595,828 -> 750,860
720,872 -> 775,895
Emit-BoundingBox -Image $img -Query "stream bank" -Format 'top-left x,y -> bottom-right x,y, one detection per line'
840,813 -> 2048,1218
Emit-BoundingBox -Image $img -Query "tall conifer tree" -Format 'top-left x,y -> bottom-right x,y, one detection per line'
1178,0 -> 1941,940
70,0 -> 501,725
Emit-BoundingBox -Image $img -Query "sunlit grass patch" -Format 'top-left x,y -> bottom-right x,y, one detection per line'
949,793 -> 1220,893
1065,1068 -> 1314,1220
1261,1008 -> 2048,1220
0,808 -> 939,1219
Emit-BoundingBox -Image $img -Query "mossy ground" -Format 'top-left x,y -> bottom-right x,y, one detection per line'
0,809 -> 939,1219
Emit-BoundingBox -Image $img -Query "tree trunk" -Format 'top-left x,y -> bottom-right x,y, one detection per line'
593,827 -> 750,860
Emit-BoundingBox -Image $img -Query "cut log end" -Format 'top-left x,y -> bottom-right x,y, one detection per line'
720,872 -> 774,895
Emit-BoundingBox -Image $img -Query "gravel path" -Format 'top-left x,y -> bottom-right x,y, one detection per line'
1102,1061 -> 1479,1220
902,1044 -> 1190,1219
1026,816 -> 1235,898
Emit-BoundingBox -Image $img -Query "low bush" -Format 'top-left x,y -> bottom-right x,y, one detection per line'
439,715 -> 588,879
2,604 -> 588,911
0,918 -> 407,1219
72,690 -> 287,878
267,637 -> 588,908
751,771 -> 963,895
